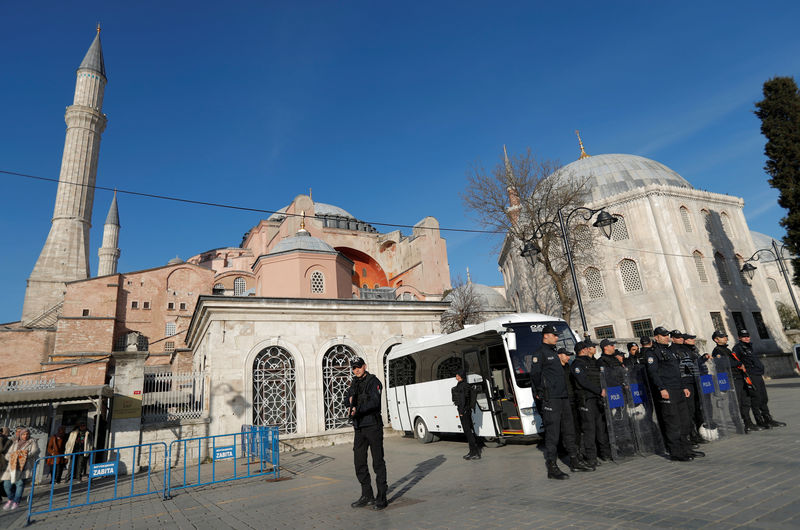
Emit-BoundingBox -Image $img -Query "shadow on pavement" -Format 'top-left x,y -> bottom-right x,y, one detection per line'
387,454 -> 445,503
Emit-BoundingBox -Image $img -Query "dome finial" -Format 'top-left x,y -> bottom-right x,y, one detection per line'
299,210 -> 306,231
575,130 -> 590,159
96,22 -> 101,34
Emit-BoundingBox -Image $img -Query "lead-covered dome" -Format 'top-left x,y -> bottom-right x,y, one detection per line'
554,154 -> 693,202
268,230 -> 336,255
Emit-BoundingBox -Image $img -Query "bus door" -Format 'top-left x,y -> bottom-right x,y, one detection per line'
463,349 -> 501,438
486,344 -> 524,435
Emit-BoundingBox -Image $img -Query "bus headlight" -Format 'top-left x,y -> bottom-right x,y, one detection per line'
520,407 -> 534,415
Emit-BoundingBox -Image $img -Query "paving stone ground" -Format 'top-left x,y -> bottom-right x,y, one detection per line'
4,379 -> 799,529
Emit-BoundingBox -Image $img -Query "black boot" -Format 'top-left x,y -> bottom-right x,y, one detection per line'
373,495 -> 388,511
569,457 -> 593,472
766,414 -> 787,427
745,420 -> 763,432
351,495 -> 375,508
546,460 -> 569,480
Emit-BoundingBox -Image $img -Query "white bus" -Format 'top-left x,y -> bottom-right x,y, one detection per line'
385,313 -> 578,443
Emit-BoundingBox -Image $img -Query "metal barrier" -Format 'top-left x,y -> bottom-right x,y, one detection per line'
26,442 -> 167,525
166,426 -> 279,497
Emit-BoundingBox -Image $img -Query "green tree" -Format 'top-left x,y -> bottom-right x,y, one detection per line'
755,77 -> 800,286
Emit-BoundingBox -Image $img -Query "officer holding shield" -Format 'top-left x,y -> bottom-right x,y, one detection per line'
571,340 -> 611,469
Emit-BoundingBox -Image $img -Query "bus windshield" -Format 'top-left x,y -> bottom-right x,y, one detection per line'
507,321 -> 577,387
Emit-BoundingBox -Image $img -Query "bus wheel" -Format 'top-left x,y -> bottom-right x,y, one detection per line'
414,418 -> 434,443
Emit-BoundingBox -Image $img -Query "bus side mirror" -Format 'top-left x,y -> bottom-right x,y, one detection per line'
505,330 -> 517,351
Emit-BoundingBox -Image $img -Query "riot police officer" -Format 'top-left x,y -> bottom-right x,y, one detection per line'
346,357 -> 388,510
646,327 -> 697,461
570,340 -> 611,469
530,325 -> 591,479
640,336 -> 654,357
711,330 -> 762,433
452,369 -> 481,460
733,330 -> 786,428
675,332 -> 704,444
625,342 -> 644,367
598,339 -> 626,386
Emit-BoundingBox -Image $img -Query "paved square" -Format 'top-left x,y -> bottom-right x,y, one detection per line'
5,380 -> 799,529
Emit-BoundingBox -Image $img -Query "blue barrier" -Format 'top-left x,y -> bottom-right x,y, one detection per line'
166,426 -> 279,498
26,442 -> 167,525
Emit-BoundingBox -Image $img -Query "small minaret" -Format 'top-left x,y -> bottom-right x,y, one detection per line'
22,27 -> 108,322
97,192 -> 120,276
504,145 -> 521,227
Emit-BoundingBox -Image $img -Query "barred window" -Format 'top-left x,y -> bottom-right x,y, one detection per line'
234,277 -> 246,296
693,251 -> 708,283
322,344 -> 355,430
767,277 -> 779,293
731,312 -> 746,334
611,215 -> 629,241
164,341 -> 175,352
721,212 -> 734,237
619,259 -> 643,292
311,271 -> 325,294
131,301 -> 139,309
631,319 -> 653,340
715,253 -> 730,285
680,206 -> 692,232
136,334 -> 149,352
584,267 -> 605,299
752,312 -> 769,339
166,322 -> 177,336
594,325 -> 615,340
701,209 -> 713,233
574,224 -> 593,247
710,312 -> 726,334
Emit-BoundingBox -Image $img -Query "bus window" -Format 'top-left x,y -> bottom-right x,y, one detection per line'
506,321 -> 576,387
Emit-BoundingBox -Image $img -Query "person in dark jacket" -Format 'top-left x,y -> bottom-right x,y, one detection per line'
598,339 -> 626,386
452,369 -> 480,460
711,330 -> 761,432
571,340 -> 610,469
733,330 -> 786,428
345,357 -> 388,510
625,342 -> 643,367
675,331 -> 703,444
530,326 -> 591,479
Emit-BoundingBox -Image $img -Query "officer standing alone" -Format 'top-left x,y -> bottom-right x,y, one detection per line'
346,357 -> 388,510
529,325 -> 591,479
452,369 -> 481,460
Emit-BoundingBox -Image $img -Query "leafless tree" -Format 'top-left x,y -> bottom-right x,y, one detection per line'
441,275 -> 483,333
463,147 -> 595,325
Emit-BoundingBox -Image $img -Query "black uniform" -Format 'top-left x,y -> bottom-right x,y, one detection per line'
451,379 -> 480,456
712,343 -> 753,427
598,352 -> 626,386
571,355 -> 611,463
345,371 -> 387,502
530,343 -> 578,463
734,341 -> 770,425
646,342 -> 692,459
676,343 -> 702,438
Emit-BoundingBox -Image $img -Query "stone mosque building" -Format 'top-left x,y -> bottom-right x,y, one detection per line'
0,30 -> 451,446
499,143 -> 795,365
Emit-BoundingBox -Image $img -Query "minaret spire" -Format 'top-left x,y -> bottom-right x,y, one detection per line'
22,29 -> 109,322
576,130 -> 590,159
98,191 -> 121,276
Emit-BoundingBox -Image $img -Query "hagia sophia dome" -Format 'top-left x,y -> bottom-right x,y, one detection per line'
553,153 -> 693,202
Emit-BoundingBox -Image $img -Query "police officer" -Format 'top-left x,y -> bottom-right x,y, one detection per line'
598,339 -> 626,386
571,340 -> 611,469
733,330 -> 786,429
530,325 -> 591,479
640,336 -> 654,357
683,333 -> 709,442
346,357 -> 388,510
646,327 -> 697,461
711,330 -> 763,433
674,331 -> 704,445
625,342 -> 643,368
452,369 -> 481,460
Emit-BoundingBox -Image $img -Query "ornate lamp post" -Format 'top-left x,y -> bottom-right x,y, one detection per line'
741,239 -> 800,321
521,207 -> 617,338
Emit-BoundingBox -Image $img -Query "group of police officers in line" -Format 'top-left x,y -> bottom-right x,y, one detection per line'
530,324 -> 786,480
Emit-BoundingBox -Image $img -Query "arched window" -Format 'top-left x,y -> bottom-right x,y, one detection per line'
611,215 -> 630,241
720,212 -> 734,237
165,322 -> 177,337
715,253 -> 730,285
701,209 -> 713,233
619,259 -> 643,293
322,344 -> 356,430
736,255 -> 748,284
767,277 -> 780,293
680,206 -> 693,233
584,267 -> 605,299
693,251 -> 708,283
253,346 -> 297,434
436,356 -> 463,380
310,271 -> 325,294
573,224 -> 592,247
213,283 -> 224,294
234,277 -> 246,296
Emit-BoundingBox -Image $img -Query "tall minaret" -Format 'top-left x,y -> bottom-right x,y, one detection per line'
22,27 -> 108,322
97,191 -> 120,276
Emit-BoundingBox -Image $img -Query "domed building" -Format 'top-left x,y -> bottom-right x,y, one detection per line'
500,146 -> 792,369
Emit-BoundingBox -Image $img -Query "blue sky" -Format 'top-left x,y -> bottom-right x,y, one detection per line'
1,1 -> 798,323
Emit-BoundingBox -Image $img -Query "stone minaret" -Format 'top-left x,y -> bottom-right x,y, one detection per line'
97,191 -> 120,276
22,28 -> 108,322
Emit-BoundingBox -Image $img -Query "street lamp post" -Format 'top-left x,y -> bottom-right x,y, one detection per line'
741,239 -> 800,322
520,207 -> 617,338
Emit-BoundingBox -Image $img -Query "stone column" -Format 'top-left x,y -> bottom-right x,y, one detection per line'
109,351 -> 147,473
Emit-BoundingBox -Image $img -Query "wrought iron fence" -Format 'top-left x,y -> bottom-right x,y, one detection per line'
142,370 -> 206,424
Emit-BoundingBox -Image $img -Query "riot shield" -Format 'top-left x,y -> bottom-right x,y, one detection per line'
600,364 -> 636,460
705,356 -> 745,436
625,364 -> 665,456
